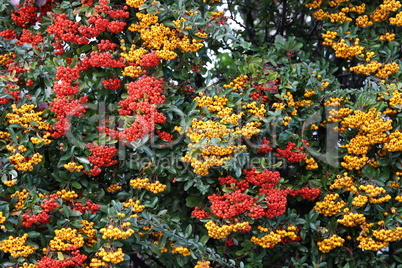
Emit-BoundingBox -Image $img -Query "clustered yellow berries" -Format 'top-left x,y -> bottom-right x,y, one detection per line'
0,130 -> 11,141
351,62 -> 400,79
379,32 -> 396,41
242,101 -> 266,119
356,235 -> 388,251
387,89 -> 402,107
307,0 -> 402,79
171,245 -> 191,256
123,198 -> 145,216
194,261 -> 211,268
329,173 -> 355,191
92,247 -> 125,265
183,93 -> 263,175
19,263 -> 37,268
6,104 -> 50,132
79,220 -> 97,246
359,184 -> 391,204
49,228 -> 85,251
124,9 -> 203,63
316,168 -> 402,253
3,179 -> 17,187
9,151 -> 43,172
30,132 -> 52,145
194,95 -> 243,124
129,177 -> 167,193
0,211 -> 6,229
10,189 -> 29,211
305,157 -> 318,170
223,75 -> 248,91
327,108 -> 353,124
251,226 -> 298,248
276,91 -> 312,126
125,0 -> 144,8
56,189 -> 79,202
340,109 -> 392,170
0,52 -> 14,65
304,89 -> 315,97
122,65 -> 144,78
314,193 -> 346,216
337,212 -> 366,227
205,221 -> 250,239
0,234 -> 36,258
63,162 -> 84,172
106,184 -> 122,193
100,222 -> 135,240
317,234 -> 345,253
323,36 -> 364,59
324,97 -> 348,106
3,104 -> 51,172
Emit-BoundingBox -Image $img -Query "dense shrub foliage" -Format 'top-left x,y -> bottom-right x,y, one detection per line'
2,0 -> 402,267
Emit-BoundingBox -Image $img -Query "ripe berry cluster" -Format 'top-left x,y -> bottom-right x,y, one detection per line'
276,142 -> 306,162
22,196 -> 59,228
194,168 -> 321,222
102,78 -> 122,90
83,143 -> 118,176
98,75 -> 166,144
38,249 -> 87,268
71,200 -> 101,214
257,137 -> 273,153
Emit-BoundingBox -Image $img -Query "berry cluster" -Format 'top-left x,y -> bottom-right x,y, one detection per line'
276,142 -> 306,162
47,2 -> 128,54
156,130 -> 173,142
49,66 -> 88,138
191,207 -> 212,219
83,143 -> 118,176
129,177 -> 167,193
71,200 -> 101,214
257,137 -> 273,153
209,191 -> 256,219
38,249 -> 87,268
97,39 -> 118,51
102,78 -> 122,90
251,225 -> 300,248
98,75 -> 166,144
205,221 -> 251,239
11,0 -> 39,28
100,222 -> 134,240
22,196 -> 59,228
194,168 -> 321,227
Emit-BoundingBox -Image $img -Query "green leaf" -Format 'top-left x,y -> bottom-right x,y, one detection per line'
71,181 -> 82,189
185,196 -> 202,207
185,224 -> 193,237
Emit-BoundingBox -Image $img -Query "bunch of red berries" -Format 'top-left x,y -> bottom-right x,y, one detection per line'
98,76 -> 167,144
257,137 -> 273,153
139,52 -> 160,68
83,143 -> 117,176
0,29 -> 17,40
71,200 -> 101,214
286,187 -> 321,201
22,196 -> 60,228
191,207 -> 212,219
157,130 -> 173,142
102,78 -> 122,90
97,39 -> 118,51
11,0 -> 38,28
16,29 -> 43,50
38,249 -> 87,268
87,51 -> 125,68
209,191 -> 256,219
276,142 -> 306,162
